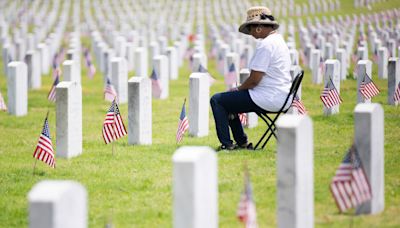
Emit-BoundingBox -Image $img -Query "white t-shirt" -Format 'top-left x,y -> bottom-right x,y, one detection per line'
248,33 -> 292,112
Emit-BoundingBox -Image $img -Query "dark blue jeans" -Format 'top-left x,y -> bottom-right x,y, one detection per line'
210,90 -> 266,146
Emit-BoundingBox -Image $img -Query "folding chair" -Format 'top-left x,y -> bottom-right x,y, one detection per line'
254,70 -> 304,150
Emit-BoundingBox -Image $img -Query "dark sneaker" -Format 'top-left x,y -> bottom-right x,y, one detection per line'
235,142 -> 254,150
217,144 -> 236,151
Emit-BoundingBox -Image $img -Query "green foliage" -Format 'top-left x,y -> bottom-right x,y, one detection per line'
0,0 -> 400,227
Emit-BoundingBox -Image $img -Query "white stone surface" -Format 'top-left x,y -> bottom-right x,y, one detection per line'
38,43 -> 50,75
56,81 -> 82,158
336,49 -> 347,80
111,57 -> 128,104
134,47 -> 148,77
378,47 -> 388,79
166,47 -> 178,80
276,114 -> 314,228
128,77 -> 152,145
26,50 -> 41,89
172,146 -> 218,228
388,58 -> 400,105
28,180 -> 87,228
189,73 -> 210,137
7,61 -> 28,116
311,49 -> 322,84
354,103 -> 384,215
63,60 -> 80,84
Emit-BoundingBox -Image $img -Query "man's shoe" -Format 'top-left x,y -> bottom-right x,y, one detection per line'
217,144 -> 236,151
235,142 -> 254,150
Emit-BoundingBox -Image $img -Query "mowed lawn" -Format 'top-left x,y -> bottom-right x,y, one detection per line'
1,1 -> 400,227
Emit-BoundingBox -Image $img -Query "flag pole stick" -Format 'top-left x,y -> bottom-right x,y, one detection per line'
32,159 -> 37,176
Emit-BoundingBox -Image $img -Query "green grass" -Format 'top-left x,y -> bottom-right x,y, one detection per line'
1,0 -> 400,227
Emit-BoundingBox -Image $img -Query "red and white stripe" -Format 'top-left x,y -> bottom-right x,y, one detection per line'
104,84 -> 117,102
33,134 -> 55,168
239,113 -> 247,126
394,83 -> 400,103
360,82 -> 380,99
320,87 -> 342,108
176,117 -> 189,143
291,99 -> 307,115
102,112 -> 127,144
330,164 -> 371,212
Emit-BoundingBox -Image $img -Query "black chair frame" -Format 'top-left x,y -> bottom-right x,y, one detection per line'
254,70 -> 304,150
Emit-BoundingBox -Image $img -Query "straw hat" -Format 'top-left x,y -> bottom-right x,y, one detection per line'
238,6 -> 279,35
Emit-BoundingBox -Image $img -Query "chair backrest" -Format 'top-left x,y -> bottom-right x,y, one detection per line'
279,70 -> 304,113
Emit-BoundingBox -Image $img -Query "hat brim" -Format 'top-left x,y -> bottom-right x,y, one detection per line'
238,21 -> 279,35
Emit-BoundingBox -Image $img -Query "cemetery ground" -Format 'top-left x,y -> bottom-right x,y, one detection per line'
1,52 -> 399,227
1,1 -> 400,227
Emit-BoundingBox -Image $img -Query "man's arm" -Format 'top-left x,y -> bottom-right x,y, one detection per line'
237,70 -> 264,90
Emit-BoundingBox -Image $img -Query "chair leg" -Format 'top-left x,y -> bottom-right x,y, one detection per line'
261,126 -> 276,149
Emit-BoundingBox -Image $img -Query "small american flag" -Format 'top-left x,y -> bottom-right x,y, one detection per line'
359,74 -> 380,100
237,167 -> 258,228
393,81 -> 400,103
330,144 -> 372,213
0,90 -> 7,111
291,96 -> 307,115
238,113 -> 247,126
225,63 -> 237,85
104,78 -> 118,102
320,79 -> 343,108
84,48 -> 96,78
217,53 -> 224,72
47,74 -> 60,102
176,99 -> 189,143
102,99 -> 127,144
299,49 -> 308,66
319,56 -> 325,75
33,115 -> 55,168
150,68 -> 162,98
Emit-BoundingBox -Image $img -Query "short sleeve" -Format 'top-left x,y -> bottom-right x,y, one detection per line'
249,43 -> 272,73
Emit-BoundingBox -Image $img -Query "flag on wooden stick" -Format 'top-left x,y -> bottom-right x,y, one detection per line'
104,77 -> 117,102
102,99 -> 127,144
330,144 -> 372,213
33,113 -> 55,168
238,113 -> 247,126
225,63 -> 237,85
176,99 -> 189,143
237,165 -> 258,228
47,73 -> 60,102
359,74 -> 380,100
150,68 -> 162,98
291,96 -> 307,115
393,81 -> 400,103
84,47 -> 96,78
320,79 -> 343,108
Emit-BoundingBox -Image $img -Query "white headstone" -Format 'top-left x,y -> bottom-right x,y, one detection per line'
63,60 -> 80,84
311,49 -> 322,84
166,46 -> 178,80
387,58 -> 400,105
38,43 -> 50,75
276,115 -> 314,228
111,57 -> 128,104
377,47 -> 388,79
26,50 -> 41,89
134,47 -> 148,77
354,103 -> 384,215
172,146 -> 218,228
128,77 -> 152,145
7,61 -> 28,116
189,73 -> 210,137
336,49 -> 348,80
28,180 -> 87,228
56,81 -> 82,158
